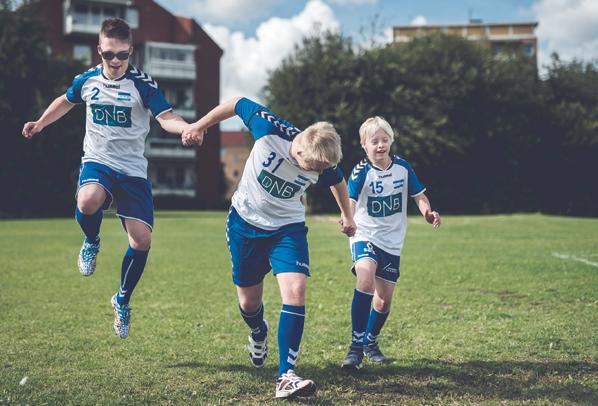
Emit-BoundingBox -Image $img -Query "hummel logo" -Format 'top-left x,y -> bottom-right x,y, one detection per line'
104,84 -> 120,89
295,261 -> 309,270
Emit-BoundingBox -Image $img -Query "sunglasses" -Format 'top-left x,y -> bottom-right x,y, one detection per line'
100,49 -> 131,61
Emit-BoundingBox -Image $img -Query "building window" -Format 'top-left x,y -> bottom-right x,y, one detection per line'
521,44 -> 534,58
126,8 -> 139,29
73,44 -> 91,65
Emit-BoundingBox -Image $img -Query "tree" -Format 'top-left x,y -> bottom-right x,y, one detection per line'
0,0 -> 85,217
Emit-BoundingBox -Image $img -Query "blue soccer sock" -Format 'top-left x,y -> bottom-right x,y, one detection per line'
278,304 -> 305,376
116,246 -> 149,305
364,307 -> 390,346
351,289 -> 374,346
75,207 -> 102,242
239,303 -> 267,341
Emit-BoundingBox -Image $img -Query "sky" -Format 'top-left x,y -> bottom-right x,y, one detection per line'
157,0 -> 598,128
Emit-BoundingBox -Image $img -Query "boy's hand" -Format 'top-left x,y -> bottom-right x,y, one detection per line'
182,123 -> 207,146
22,121 -> 44,138
339,215 -> 357,237
425,210 -> 441,228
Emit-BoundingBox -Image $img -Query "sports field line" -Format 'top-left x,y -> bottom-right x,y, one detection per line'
552,252 -> 598,268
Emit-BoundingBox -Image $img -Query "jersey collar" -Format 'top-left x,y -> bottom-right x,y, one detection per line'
101,65 -> 130,82
368,155 -> 394,171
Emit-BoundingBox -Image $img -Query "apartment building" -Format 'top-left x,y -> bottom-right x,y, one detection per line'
393,21 -> 538,63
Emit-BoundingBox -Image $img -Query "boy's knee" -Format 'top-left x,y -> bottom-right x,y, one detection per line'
129,232 -> 151,251
77,188 -> 105,214
374,296 -> 391,313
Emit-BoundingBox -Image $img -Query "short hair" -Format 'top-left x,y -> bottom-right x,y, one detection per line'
99,18 -> 132,44
359,116 -> 395,145
296,122 -> 343,168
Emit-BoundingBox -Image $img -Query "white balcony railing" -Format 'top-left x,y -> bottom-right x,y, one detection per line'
142,42 -> 196,80
145,138 -> 196,159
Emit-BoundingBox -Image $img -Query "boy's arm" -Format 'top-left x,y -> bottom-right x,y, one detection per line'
22,95 -> 75,138
156,111 -> 189,136
413,193 -> 441,228
182,97 -> 242,146
330,180 -> 357,237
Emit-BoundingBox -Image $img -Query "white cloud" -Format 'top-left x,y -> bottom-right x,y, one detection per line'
532,0 -> 598,67
410,15 -> 428,26
204,0 -> 340,114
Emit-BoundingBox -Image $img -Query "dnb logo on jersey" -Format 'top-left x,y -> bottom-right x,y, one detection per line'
257,169 -> 301,199
367,192 -> 402,217
91,104 -> 132,128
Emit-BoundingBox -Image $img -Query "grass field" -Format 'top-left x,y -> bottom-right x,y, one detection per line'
1,212 -> 597,405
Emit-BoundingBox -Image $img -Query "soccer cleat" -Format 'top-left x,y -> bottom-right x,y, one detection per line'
78,237 -> 100,276
275,370 -> 315,399
111,294 -> 131,339
341,343 -> 364,370
247,320 -> 269,367
363,341 -> 389,363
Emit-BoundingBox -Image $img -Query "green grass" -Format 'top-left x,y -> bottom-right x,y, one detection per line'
1,212 -> 597,405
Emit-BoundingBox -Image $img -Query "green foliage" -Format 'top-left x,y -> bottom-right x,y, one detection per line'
0,1 -> 84,217
265,32 -> 598,215
0,212 -> 596,404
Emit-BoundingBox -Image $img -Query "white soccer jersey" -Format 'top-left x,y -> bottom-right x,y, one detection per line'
66,65 -> 172,178
231,98 -> 344,230
348,156 -> 426,256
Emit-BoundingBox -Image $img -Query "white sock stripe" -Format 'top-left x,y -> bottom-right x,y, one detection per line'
281,310 -> 305,317
120,259 -> 134,291
287,356 -> 297,365
240,303 -> 263,318
288,348 -> 299,358
355,288 -> 374,296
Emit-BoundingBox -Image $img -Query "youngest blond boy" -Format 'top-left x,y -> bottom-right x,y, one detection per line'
341,116 -> 441,370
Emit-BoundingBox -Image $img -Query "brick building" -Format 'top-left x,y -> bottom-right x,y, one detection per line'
35,0 -> 224,208
220,131 -> 253,200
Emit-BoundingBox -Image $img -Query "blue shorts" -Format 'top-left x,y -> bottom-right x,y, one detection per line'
226,207 -> 310,287
77,161 -> 154,230
351,241 -> 400,283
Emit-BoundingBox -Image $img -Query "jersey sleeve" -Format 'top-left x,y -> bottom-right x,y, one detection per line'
65,74 -> 88,104
130,68 -> 172,118
314,165 -> 344,188
234,97 -> 301,141
348,160 -> 368,200
405,161 -> 426,197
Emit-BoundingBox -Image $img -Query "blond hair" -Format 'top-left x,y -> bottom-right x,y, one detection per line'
295,121 -> 342,167
359,116 -> 394,145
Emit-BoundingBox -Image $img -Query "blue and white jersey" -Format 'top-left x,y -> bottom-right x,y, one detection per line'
231,98 -> 343,230
66,65 -> 172,178
348,156 -> 426,256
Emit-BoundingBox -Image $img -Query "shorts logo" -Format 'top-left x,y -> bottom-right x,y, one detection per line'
91,104 -> 132,127
367,192 -> 402,217
295,261 -> 309,270
257,169 -> 301,199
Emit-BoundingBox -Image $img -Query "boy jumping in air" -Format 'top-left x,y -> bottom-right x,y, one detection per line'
22,18 -> 190,339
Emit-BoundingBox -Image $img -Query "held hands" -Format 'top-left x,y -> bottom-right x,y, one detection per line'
181,123 -> 207,146
425,210 -> 442,228
339,215 -> 357,237
22,121 -> 44,139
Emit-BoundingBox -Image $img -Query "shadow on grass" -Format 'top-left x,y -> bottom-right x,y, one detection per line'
166,358 -> 597,404
308,359 -> 597,404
